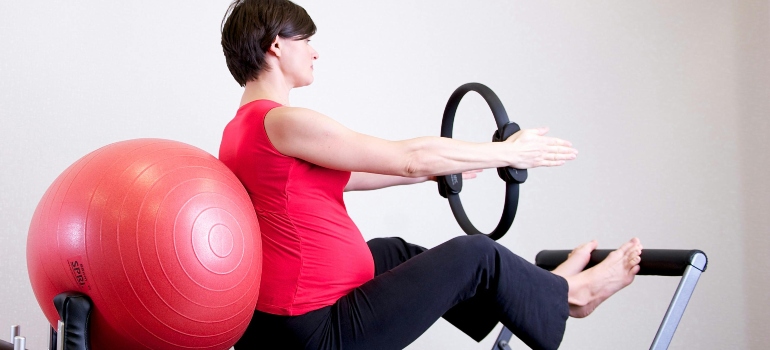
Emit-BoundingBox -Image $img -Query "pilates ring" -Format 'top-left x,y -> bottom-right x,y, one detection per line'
437,83 -> 527,241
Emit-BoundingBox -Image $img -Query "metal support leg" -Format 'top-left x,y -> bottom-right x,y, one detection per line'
493,326 -> 514,350
1,326 -> 26,350
650,252 -> 707,350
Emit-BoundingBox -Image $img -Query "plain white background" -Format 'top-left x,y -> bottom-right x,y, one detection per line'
1,1 -> 768,349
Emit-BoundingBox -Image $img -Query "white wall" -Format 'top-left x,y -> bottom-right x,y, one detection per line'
1,1 -> 767,349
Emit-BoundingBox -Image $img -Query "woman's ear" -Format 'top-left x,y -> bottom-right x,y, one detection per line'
268,35 -> 281,57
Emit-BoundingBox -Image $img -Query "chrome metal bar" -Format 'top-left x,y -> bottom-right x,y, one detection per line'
649,252 -> 707,350
493,326 -> 514,350
12,336 -> 25,350
56,321 -> 64,350
9,326 -> 18,345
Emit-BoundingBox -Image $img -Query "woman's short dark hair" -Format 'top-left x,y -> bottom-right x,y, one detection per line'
221,0 -> 316,86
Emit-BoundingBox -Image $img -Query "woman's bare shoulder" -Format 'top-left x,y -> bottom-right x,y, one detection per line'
266,106 -> 344,136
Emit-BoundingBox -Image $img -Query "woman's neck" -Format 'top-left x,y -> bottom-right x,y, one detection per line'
241,73 -> 292,106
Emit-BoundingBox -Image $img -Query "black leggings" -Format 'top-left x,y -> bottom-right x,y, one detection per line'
235,235 -> 569,350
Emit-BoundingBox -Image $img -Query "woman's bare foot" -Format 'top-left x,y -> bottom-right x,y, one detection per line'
551,240 -> 598,277
563,238 -> 643,318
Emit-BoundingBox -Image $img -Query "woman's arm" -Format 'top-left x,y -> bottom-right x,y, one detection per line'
344,172 -> 429,192
344,170 -> 482,192
264,106 -> 577,178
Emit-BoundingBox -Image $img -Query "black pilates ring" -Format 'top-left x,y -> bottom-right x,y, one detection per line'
437,83 -> 527,241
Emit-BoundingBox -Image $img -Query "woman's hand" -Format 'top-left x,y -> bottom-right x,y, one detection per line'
505,127 -> 578,169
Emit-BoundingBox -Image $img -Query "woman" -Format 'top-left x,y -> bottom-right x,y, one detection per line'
219,1 -> 643,349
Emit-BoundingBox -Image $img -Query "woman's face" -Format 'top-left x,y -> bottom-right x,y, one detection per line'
278,36 -> 319,88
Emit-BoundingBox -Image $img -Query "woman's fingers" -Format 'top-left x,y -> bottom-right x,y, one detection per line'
539,159 -> 568,167
547,145 -> 578,154
546,145 -> 579,161
539,151 -> 576,166
547,136 -> 574,148
461,169 -> 483,179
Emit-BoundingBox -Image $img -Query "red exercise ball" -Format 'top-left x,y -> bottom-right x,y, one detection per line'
27,139 -> 262,350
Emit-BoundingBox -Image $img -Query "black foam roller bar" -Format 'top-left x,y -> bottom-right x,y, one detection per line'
535,249 -> 708,276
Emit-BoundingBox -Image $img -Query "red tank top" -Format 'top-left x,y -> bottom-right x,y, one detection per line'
218,100 -> 374,316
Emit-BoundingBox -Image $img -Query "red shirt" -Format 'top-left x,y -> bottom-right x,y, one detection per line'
219,100 -> 374,316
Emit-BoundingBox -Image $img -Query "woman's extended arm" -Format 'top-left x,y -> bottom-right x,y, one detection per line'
344,170 -> 482,192
344,173 -> 429,192
264,106 -> 577,178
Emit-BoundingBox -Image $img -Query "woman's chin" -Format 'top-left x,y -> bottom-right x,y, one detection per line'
298,77 -> 314,88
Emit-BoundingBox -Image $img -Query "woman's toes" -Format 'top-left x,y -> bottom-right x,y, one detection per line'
616,238 -> 638,254
581,240 -> 598,251
567,240 -> 596,258
553,240 -> 598,277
